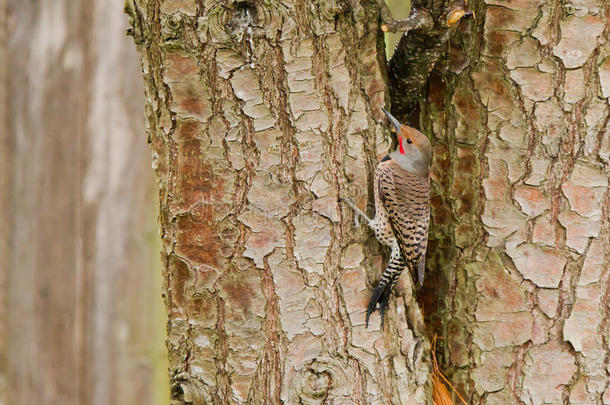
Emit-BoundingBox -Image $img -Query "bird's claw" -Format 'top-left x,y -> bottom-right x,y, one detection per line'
340,196 -> 356,206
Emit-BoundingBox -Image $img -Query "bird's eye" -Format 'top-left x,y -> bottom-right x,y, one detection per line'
406,138 -> 413,144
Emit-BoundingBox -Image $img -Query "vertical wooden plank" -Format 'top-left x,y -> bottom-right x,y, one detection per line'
4,2 -> 167,404
0,0 -> 9,402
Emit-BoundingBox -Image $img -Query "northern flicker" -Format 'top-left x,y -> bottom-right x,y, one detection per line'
343,108 -> 432,328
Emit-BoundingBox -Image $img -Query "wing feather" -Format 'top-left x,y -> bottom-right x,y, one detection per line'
377,161 -> 430,282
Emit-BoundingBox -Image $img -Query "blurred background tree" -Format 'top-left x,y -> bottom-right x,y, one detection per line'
0,1 -> 168,404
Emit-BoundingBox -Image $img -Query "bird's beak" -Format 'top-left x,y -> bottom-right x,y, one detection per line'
381,108 -> 402,133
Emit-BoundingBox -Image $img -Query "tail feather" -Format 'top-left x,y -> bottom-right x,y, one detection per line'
417,259 -> 425,286
366,248 -> 407,328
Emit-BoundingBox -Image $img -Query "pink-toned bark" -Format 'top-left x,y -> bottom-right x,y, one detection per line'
126,0 -> 438,403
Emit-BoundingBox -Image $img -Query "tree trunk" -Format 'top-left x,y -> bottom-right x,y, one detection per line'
126,0 -> 433,403
1,1 -> 167,404
420,0 -> 610,403
128,0 -> 610,404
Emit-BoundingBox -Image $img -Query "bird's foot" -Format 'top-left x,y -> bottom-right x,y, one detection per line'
340,197 -> 372,228
340,196 -> 357,209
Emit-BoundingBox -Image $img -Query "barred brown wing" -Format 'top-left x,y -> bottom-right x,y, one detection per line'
376,161 -> 430,283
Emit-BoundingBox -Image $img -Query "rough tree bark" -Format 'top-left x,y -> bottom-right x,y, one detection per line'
1,1 -> 167,404
420,0 -> 610,403
127,0 -> 609,404
126,0 -> 441,403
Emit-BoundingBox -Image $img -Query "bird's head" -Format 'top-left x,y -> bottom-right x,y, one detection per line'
382,107 -> 432,177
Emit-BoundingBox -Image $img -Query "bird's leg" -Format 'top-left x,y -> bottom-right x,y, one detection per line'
340,197 -> 373,228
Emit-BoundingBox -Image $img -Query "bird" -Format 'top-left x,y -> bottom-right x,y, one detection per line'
342,108 -> 432,328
